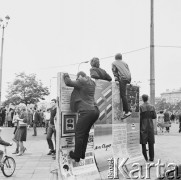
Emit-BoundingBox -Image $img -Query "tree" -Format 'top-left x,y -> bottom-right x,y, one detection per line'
4,72 -> 50,106
155,98 -> 172,112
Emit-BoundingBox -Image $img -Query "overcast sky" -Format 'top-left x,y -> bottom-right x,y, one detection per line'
1,0 -> 181,101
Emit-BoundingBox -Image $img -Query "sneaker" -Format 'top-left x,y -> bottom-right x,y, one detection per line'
121,112 -> 131,120
124,112 -> 131,117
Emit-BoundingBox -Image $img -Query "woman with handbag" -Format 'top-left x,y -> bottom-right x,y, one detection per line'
14,106 -> 27,156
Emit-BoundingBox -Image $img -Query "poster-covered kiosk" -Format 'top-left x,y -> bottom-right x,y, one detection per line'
56,72 -> 144,180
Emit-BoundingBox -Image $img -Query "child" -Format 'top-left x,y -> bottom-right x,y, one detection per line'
0,128 -> 12,162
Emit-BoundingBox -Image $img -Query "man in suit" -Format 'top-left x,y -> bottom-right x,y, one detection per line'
32,107 -> 40,136
64,71 -> 100,162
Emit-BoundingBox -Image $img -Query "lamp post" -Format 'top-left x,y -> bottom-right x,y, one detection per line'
77,61 -> 89,72
0,15 -> 10,105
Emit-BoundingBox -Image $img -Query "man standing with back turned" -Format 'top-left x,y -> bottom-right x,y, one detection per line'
112,53 -> 132,119
140,94 -> 157,162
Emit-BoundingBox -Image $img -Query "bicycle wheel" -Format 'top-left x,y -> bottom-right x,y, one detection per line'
1,156 -> 16,177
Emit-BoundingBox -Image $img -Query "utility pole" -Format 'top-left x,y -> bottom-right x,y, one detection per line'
150,0 -> 155,105
0,16 -> 10,106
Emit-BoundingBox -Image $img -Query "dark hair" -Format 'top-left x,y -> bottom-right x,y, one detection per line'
115,53 -> 122,60
142,94 -> 148,102
63,164 -> 69,171
51,99 -> 56,103
77,71 -> 86,78
90,57 -> 100,68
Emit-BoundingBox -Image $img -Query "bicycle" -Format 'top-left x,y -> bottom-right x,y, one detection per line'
0,145 -> 16,177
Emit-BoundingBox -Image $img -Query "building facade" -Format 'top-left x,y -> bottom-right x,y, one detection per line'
161,89 -> 181,104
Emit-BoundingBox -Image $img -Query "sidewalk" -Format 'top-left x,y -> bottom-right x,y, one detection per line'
143,122 -> 181,180
0,127 -> 57,180
0,123 -> 181,180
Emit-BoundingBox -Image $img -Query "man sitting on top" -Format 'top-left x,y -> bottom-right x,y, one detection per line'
112,53 -> 132,119
90,57 -> 112,82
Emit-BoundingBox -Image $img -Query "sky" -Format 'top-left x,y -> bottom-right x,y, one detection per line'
1,0 -> 181,102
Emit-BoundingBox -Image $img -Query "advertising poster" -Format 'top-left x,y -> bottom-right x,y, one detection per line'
94,124 -> 113,172
112,124 -> 128,158
60,73 -> 76,112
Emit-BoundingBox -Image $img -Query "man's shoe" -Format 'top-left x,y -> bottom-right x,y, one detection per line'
47,150 -> 53,155
121,112 -> 131,120
149,159 -> 154,162
69,151 -> 80,162
32,134 -> 37,136
47,150 -> 55,155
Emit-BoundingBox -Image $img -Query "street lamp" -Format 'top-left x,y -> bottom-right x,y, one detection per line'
77,61 -> 89,72
0,15 -> 10,105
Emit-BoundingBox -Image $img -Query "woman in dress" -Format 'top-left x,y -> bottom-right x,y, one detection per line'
12,107 -> 20,154
14,106 -> 27,156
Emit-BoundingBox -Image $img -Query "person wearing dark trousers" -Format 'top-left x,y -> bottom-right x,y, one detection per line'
164,110 -> 170,133
64,71 -> 100,162
140,94 -> 157,162
46,99 -> 57,155
179,113 -> 181,133
112,53 -> 132,119
1,107 -> 6,126
32,107 -> 40,136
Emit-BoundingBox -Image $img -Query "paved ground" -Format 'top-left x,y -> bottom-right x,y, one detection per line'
0,122 -> 180,180
0,127 -> 57,180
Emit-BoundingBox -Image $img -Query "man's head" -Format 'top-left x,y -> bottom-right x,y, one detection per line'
142,94 -> 149,102
115,53 -> 122,60
77,71 -> 87,80
51,99 -> 56,108
90,57 -> 100,68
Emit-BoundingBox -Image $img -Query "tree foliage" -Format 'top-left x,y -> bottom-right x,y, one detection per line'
155,98 -> 181,112
3,72 -> 50,106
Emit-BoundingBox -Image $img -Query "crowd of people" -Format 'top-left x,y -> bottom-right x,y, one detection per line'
0,100 -> 57,159
0,52 -> 180,165
0,106 -> 50,130
157,110 -> 181,133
